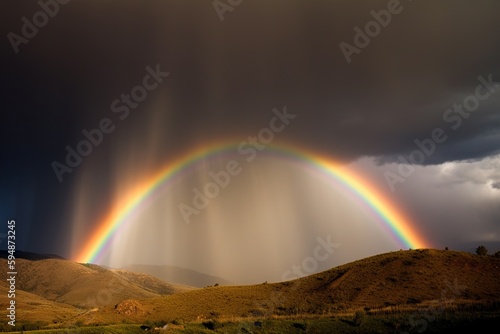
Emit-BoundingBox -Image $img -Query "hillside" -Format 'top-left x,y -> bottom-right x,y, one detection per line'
0,258 -> 195,309
1,249 -> 499,332
76,249 -> 500,325
0,284 -> 81,328
112,269 -> 195,294
122,264 -> 233,288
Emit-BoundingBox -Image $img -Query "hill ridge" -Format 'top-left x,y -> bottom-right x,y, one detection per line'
122,263 -> 233,288
71,249 -> 500,325
2,248 -> 499,329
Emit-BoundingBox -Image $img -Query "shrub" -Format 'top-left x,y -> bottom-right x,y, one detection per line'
292,322 -> 307,330
387,276 -> 398,283
476,245 -> 488,256
353,311 -> 367,326
202,320 -> 223,330
407,297 -> 422,304
21,321 -> 43,331
248,308 -> 266,317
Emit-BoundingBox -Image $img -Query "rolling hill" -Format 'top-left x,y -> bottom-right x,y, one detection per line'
0,284 -> 81,323
122,264 -> 233,288
0,257 -> 195,309
1,249 -> 499,332
74,249 -> 500,325
112,269 -> 195,295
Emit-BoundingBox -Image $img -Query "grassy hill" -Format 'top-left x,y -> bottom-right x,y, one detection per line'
0,284 -> 81,331
112,269 -> 195,294
75,249 -> 500,325
0,258 -> 195,309
1,249 -> 499,332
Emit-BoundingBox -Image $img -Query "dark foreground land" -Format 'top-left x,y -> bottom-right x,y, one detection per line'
6,308 -> 500,334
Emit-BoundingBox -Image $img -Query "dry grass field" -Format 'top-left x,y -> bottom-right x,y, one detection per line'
1,249 -> 499,332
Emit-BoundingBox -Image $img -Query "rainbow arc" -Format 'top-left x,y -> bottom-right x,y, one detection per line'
75,142 -> 428,264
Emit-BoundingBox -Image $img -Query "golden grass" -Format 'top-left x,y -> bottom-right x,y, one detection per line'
0,258 -> 193,309
73,249 -> 500,326
1,248 -> 499,330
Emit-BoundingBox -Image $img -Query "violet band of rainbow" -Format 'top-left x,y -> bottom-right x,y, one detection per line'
75,142 -> 429,264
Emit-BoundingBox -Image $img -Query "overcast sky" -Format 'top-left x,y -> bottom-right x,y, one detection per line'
1,0 -> 500,283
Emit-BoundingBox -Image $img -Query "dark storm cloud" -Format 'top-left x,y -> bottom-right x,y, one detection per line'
376,100 -> 500,166
2,0 -> 500,254
2,0 -> 500,162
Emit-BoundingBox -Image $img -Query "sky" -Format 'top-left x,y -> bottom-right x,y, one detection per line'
1,0 -> 500,284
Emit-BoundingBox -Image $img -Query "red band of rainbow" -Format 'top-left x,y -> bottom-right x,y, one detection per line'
75,142 -> 428,263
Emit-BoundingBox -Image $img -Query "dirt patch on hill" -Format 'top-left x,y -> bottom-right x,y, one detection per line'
115,299 -> 145,316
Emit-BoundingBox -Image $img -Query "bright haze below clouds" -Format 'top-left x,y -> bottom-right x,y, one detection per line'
73,152 -> 405,284
1,1 -> 500,284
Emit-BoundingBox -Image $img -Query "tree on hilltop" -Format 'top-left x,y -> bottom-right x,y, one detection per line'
475,245 -> 488,256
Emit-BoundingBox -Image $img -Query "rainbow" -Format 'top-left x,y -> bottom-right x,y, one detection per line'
75,142 -> 428,263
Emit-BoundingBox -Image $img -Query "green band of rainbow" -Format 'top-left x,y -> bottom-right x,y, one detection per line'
75,142 -> 428,263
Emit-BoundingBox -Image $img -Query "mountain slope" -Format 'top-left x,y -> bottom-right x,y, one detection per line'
0,258 -> 195,309
0,284 -> 81,330
78,249 -> 500,324
122,264 -> 233,288
112,269 -> 195,294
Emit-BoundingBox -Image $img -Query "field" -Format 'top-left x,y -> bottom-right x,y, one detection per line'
4,309 -> 500,334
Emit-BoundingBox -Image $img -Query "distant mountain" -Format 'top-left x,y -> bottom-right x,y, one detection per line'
0,250 -> 65,260
122,264 -> 233,288
112,269 -> 194,294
